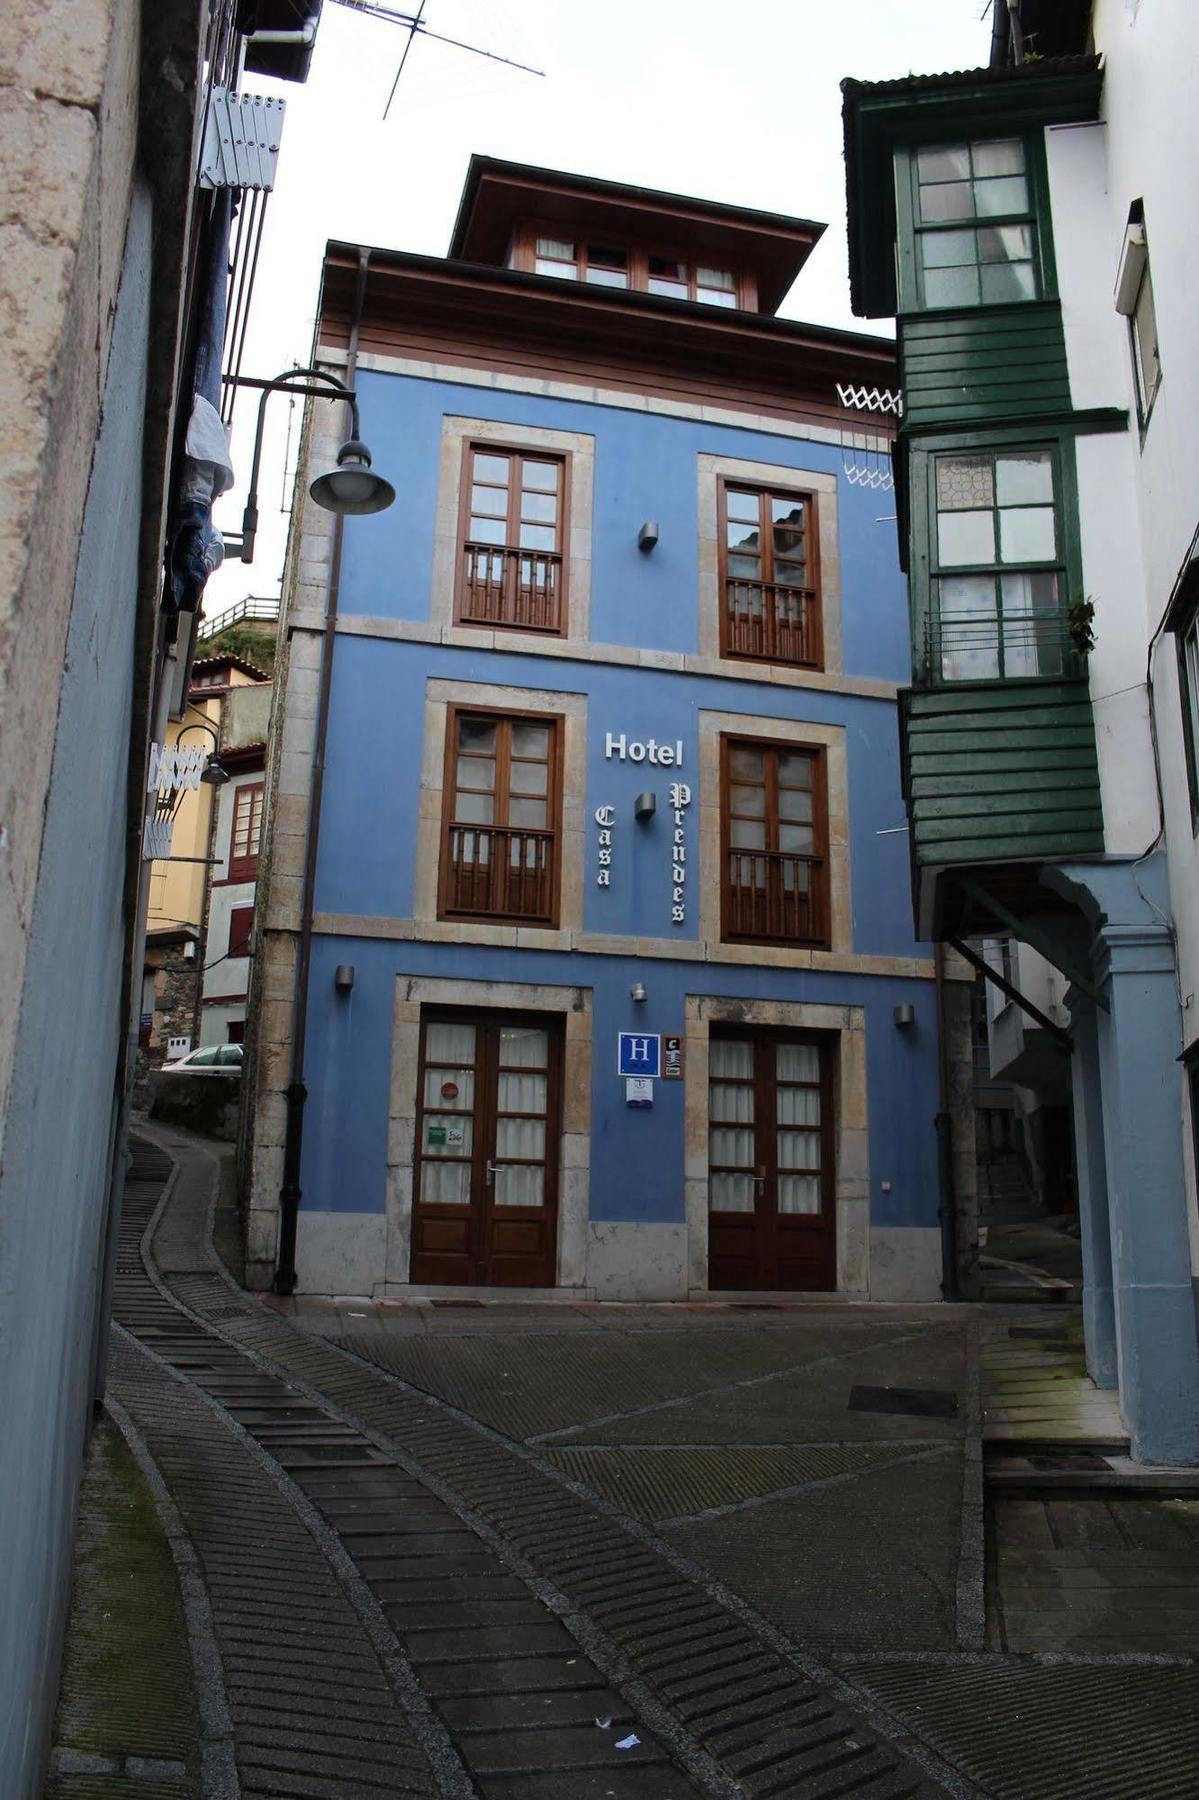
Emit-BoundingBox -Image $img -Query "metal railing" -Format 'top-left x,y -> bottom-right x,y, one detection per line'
922,609 -> 1084,685
723,579 -> 820,666
461,544 -> 563,633
444,824 -> 555,922
725,849 -> 825,944
197,596 -> 281,641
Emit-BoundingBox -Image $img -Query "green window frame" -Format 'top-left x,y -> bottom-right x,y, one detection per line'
1176,598 -> 1199,833
916,436 -> 1081,686
896,134 -> 1055,312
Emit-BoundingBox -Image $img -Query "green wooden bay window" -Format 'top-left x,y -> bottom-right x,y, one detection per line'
896,136 -> 1054,313
917,439 -> 1080,685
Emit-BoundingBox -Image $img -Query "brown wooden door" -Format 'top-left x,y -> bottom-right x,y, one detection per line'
707,1029 -> 836,1291
410,1011 -> 561,1287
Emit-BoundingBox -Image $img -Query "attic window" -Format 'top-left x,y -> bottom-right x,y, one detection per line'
521,227 -> 747,308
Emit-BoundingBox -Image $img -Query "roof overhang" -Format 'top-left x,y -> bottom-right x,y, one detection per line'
842,56 -> 1103,318
448,156 -> 826,315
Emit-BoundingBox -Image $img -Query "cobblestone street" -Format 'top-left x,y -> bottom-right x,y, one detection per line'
49,1128 -> 1199,1800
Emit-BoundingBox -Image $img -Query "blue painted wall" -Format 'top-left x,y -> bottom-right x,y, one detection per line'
301,366 -> 939,1252
0,186 -> 151,1798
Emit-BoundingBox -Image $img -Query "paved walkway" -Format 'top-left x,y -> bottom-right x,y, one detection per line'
52,1127 -> 1199,1800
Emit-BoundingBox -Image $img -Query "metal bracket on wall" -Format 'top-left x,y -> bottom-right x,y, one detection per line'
946,937 -> 1073,1051
954,874 -> 1108,1012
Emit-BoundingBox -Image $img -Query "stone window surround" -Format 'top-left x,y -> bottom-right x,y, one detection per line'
683,993 -> 869,1297
384,975 -> 592,1292
413,677 -> 588,942
698,708 -> 852,956
431,416 -> 595,644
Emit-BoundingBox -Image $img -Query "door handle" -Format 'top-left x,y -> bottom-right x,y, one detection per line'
486,1160 -> 508,1183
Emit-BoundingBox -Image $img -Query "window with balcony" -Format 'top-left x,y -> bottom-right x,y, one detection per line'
439,711 -> 560,925
906,137 -> 1041,310
721,738 -> 828,947
457,446 -> 566,634
720,482 -> 822,668
514,228 -> 748,308
228,782 -> 264,880
926,447 -> 1073,683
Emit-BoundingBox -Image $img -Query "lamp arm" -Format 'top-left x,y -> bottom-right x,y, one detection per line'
239,368 -> 359,563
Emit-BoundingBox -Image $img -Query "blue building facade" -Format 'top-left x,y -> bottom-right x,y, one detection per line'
245,159 -> 968,1303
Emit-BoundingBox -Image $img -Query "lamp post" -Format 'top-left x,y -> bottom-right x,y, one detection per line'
236,366 -> 395,562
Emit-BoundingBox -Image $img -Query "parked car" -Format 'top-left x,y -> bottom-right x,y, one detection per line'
166,1043 -> 243,1074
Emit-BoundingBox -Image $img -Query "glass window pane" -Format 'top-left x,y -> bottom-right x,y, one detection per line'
921,228 -> 978,269
470,484 -> 507,517
937,455 -> 994,511
710,1081 -> 754,1124
777,1083 -> 820,1124
518,522 -> 557,551
521,460 -> 559,492
458,718 -> 496,752
924,265 -> 981,308
729,783 -> 765,817
697,266 -> 735,289
496,1117 -> 545,1161
972,138 -> 1024,177
536,236 -> 575,259
937,574 -> 1000,681
648,277 -> 688,297
473,453 -> 510,484
774,524 -> 805,560
709,1172 -> 754,1213
772,493 -> 805,521
509,760 -> 547,796
1134,269 -> 1161,403
588,244 -> 626,269
778,1174 -> 821,1215
535,259 -> 576,279
696,288 -> 737,308
730,817 -> 767,850
777,1130 -> 821,1170
710,1126 -> 754,1168
777,752 -> 814,786
727,523 -> 762,557
456,756 -> 495,791
498,1070 -> 547,1113
494,1164 -> 543,1207
710,1037 -> 753,1079
453,789 -> 494,824
996,453 -> 1053,506
500,1027 -> 548,1068
728,555 -> 762,581
977,224 -> 1033,263
585,266 -> 628,288
511,722 -> 550,759
423,1066 -> 475,1109
427,1021 -> 476,1062
973,176 -> 1028,217
508,796 -> 547,828
778,787 -> 813,823
469,515 -> 507,545
938,509 -> 996,566
774,559 -> 807,590
999,505 -> 1056,563
777,823 -> 815,854
421,1161 -> 470,1205
520,491 -> 557,524
650,256 -> 687,279
727,744 -> 765,781
981,260 -> 1036,303
423,1114 -> 472,1157
917,144 -> 970,183
920,183 -> 974,223
726,489 -> 760,522
1001,571 -> 1062,677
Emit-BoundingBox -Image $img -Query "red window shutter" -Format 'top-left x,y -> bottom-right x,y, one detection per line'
228,905 -> 255,958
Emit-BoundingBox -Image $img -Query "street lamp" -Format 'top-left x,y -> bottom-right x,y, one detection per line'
179,718 -> 229,795
238,367 -> 395,562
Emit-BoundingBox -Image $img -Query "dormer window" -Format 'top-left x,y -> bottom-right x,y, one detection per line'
513,226 -> 750,309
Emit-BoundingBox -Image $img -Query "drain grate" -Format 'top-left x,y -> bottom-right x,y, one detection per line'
848,1386 -> 958,1420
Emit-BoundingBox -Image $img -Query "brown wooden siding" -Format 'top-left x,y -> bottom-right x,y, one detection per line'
901,679 -> 1102,868
899,301 -> 1071,431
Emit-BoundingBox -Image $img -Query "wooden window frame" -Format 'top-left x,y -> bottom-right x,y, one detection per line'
1129,256 -> 1163,432
509,222 -> 757,311
454,441 -> 571,637
228,781 -> 264,881
719,735 -> 830,950
227,904 -> 255,959
437,705 -> 564,928
717,477 -> 823,669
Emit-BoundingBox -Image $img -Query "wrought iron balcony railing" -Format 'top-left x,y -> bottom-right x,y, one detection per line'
921,609 -> 1085,686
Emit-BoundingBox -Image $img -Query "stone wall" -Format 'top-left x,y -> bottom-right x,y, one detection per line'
133,942 -> 201,1107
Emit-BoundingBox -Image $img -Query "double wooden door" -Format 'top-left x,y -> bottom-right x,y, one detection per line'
410,1011 -> 561,1287
708,1029 -> 836,1291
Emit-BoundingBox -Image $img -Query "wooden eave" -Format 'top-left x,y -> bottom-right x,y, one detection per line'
448,157 -> 826,315
317,244 -> 897,433
842,56 -> 1103,318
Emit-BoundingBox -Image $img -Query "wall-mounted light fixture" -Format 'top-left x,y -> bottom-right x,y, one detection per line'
237,366 -> 396,562
633,792 -> 656,822
893,1003 -> 915,1029
334,964 -> 356,993
637,520 -> 659,553
629,982 -> 647,1003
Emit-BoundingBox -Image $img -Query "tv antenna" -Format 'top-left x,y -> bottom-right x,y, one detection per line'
329,0 -> 546,118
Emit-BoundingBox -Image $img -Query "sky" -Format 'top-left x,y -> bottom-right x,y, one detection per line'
205,0 -> 992,615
